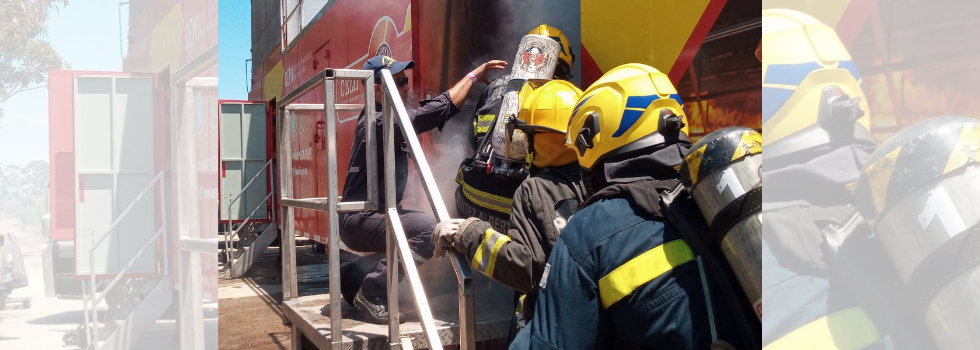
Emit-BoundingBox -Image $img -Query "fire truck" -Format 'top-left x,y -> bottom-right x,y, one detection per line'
41,0 -> 218,348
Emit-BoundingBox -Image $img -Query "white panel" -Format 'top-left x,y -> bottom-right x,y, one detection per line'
113,77 -> 155,172
243,160 -> 269,220
223,162 -> 244,220
115,173 -> 157,273
220,104 -> 244,159
243,103 -> 267,159
75,175 -> 115,274
75,77 -> 113,171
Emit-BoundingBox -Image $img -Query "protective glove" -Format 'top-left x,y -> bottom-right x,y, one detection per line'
432,218 -> 465,258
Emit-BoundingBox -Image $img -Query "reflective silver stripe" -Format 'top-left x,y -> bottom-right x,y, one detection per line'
460,182 -> 513,215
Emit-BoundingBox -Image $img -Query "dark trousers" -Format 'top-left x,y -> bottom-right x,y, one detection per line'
340,209 -> 436,300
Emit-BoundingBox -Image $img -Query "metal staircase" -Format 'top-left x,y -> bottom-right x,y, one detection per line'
219,104 -> 279,279
72,174 -> 175,350
277,68 -> 511,349
220,221 -> 279,279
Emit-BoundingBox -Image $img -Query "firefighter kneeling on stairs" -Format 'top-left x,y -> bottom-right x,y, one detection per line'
433,79 -> 587,338
508,63 -> 748,350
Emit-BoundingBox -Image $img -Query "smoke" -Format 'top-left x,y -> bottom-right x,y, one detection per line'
464,0 -> 583,87
392,0 -> 584,311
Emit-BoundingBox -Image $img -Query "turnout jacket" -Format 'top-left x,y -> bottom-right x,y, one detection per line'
509,179 -> 747,350
454,164 -> 584,320
456,75 -> 525,220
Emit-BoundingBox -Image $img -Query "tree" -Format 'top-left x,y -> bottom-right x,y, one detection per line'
0,160 -> 49,227
0,0 -> 70,126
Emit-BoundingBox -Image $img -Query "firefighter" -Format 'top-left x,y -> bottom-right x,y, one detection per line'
455,24 -> 575,232
509,63 -> 747,349
338,55 -> 507,324
432,80 -> 586,331
760,9 -> 932,349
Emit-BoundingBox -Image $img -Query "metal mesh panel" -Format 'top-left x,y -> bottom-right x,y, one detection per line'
301,0 -> 329,27
280,0 -> 331,50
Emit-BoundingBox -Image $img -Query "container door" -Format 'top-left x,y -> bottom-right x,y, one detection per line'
219,102 -> 269,222
74,75 -> 157,276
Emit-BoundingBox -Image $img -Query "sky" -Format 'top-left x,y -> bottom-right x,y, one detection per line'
219,0 -> 251,101
0,0 -> 252,168
0,1 -> 124,168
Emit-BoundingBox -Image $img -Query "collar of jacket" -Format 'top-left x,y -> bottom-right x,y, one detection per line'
582,178 -> 681,219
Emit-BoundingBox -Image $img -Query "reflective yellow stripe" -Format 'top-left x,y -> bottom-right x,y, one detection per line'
685,143 -> 708,185
598,240 -> 694,308
471,228 -> 511,275
944,123 -> 980,175
486,232 -> 509,276
456,169 -> 513,215
475,114 -> 495,136
731,130 -> 763,161
764,307 -> 881,350
478,114 -> 496,123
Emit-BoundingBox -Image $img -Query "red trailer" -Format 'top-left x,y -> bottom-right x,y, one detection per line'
41,0 -> 219,348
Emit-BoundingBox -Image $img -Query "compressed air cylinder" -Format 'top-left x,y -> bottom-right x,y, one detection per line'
679,126 -> 763,320
857,116 -> 980,349
490,34 -> 561,161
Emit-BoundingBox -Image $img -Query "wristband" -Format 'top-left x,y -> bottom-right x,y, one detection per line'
467,72 -> 477,81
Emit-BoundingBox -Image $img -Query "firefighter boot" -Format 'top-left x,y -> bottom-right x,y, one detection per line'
339,262 -> 361,307
354,289 -> 406,324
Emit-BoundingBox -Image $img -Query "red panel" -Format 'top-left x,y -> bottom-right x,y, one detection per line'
278,0 -> 414,243
837,0 -> 879,48
48,70 -> 76,242
580,44 -> 603,90
668,0 -> 728,84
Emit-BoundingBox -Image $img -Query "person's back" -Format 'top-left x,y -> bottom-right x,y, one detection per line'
511,63 -> 747,349
456,24 -> 577,230
435,80 -> 587,333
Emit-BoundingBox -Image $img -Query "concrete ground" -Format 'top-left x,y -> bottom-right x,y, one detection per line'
0,222 -> 87,349
217,245 -> 335,350
0,217 -> 218,350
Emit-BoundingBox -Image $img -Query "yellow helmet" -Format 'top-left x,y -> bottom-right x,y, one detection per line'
763,9 -> 873,161
529,24 -> 575,79
565,63 -> 690,170
517,80 -> 583,134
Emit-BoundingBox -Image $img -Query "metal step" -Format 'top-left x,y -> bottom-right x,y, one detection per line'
218,222 -> 263,251
221,221 -> 279,279
104,278 -> 153,323
86,277 -> 174,350
283,293 -> 512,350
